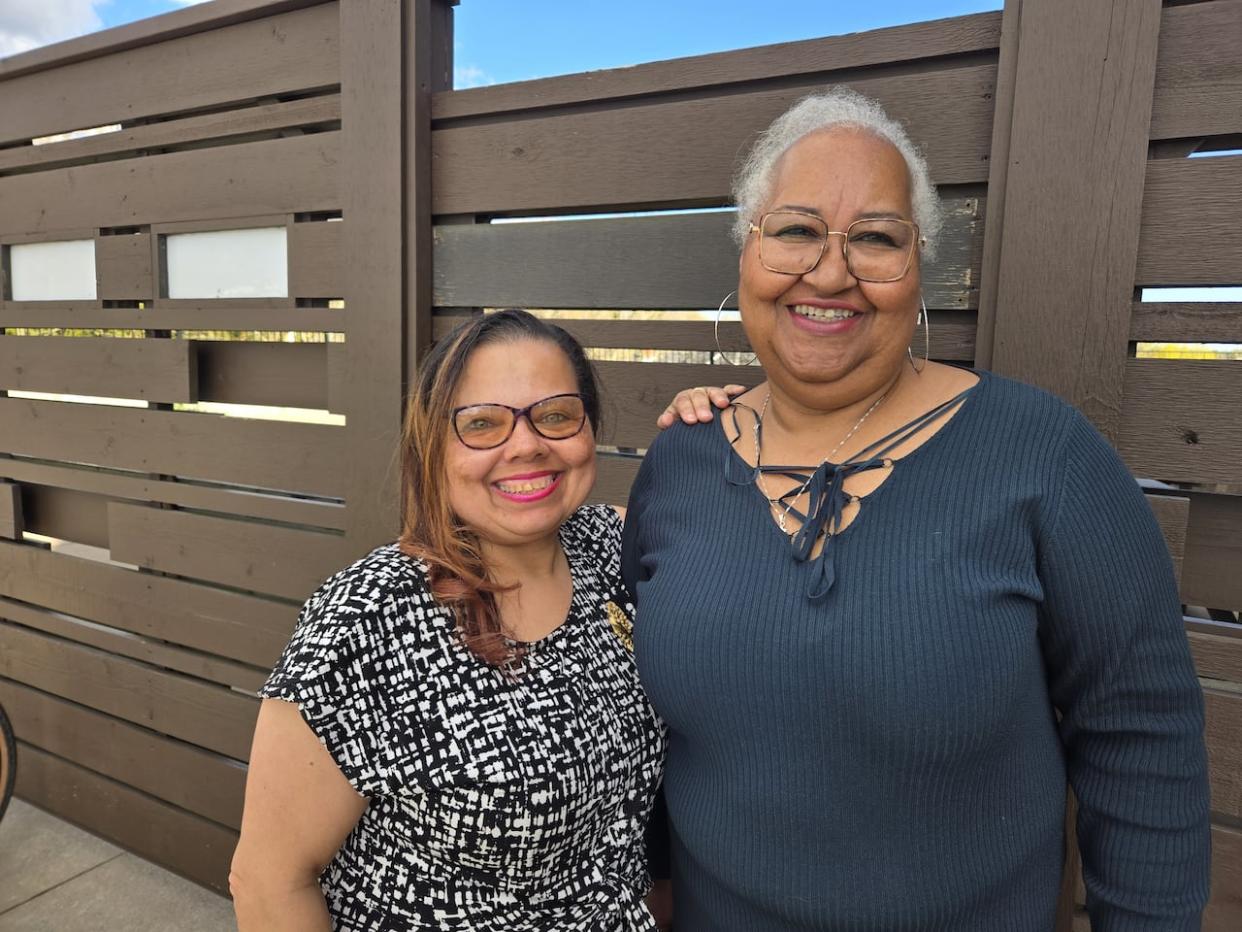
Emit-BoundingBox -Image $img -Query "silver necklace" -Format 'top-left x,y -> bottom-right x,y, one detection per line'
753,389 -> 890,535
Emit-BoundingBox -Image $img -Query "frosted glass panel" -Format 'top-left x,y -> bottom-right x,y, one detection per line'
166,227 -> 288,299
10,240 -> 97,301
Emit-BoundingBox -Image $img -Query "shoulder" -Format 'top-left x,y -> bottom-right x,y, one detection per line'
561,503 -> 624,553
292,544 -> 439,654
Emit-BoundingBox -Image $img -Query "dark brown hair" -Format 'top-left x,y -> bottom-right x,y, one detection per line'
398,310 -> 601,666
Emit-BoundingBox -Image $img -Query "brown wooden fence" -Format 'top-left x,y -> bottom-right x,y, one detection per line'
0,0 -> 1237,925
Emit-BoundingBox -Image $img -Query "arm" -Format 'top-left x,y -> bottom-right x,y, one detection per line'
1038,415 -> 1210,929
231,699 -> 368,931
657,384 -> 746,429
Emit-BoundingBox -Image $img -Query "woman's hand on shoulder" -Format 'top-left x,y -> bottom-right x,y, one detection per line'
657,384 -> 746,429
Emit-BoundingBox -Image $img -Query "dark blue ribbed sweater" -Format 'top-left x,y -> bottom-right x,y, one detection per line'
622,371 -> 1209,931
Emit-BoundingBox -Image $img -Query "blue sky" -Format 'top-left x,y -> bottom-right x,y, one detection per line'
5,0 -> 1004,84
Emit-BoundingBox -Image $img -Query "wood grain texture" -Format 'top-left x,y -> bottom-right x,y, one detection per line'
433,13 -> 1001,120
107,502 -> 347,602
0,96 -> 340,175
95,233 -> 154,301
0,335 -> 196,403
340,0 -> 409,552
0,456 -> 344,530
983,0 -> 1162,442
0,619 -> 259,760
195,340 -> 329,409
431,65 -> 997,215
1135,155 -> 1242,287
590,454 -> 643,507
1205,689 -> 1242,821
0,398 -> 345,497
0,304 -> 344,332
0,481 -> 21,539
0,678 -> 246,829
0,132 -> 340,236
1205,824 -> 1242,932
432,197 -> 983,311
1144,494 -> 1188,584
18,483 -> 110,548
0,539 -> 297,667
15,742 -> 238,894
1182,492 -> 1242,613
1130,303 -> 1242,343
1189,631 -> 1242,685
1117,359 -> 1242,488
0,4 -> 339,146
0,595 -> 266,691
288,219 -> 344,298
1149,0 -> 1242,141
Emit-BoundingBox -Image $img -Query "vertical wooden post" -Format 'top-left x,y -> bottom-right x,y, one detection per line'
341,0 -> 452,553
975,0 -> 1162,443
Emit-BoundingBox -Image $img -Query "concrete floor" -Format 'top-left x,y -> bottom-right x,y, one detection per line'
0,799 -> 236,931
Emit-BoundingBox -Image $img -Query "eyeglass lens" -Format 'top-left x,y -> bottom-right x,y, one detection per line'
454,394 -> 587,449
759,212 -> 915,280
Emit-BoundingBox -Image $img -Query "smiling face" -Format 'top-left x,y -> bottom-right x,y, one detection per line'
739,127 -> 921,409
443,338 -> 597,552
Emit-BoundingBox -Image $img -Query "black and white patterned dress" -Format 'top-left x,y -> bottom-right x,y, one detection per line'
261,505 -> 666,932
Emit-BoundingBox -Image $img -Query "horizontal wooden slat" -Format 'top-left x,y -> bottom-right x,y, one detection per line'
108,502 -> 347,602
0,132 -> 340,236
1136,156 -> 1242,287
0,620 -> 258,760
196,340 -> 330,409
0,96 -> 341,175
0,304 -> 345,332
1131,303 -> 1242,343
0,596 -> 267,692
288,219 -> 344,297
1117,360 -> 1242,487
0,397 -> 344,496
590,453 -> 643,507
1206,824 -> 1242,931
432,64 -> 997,215
432,197 -> 983,311
15,742 -> 237,894
1149,0 -> 1242,141
0,539 -> 296,667
1205,689 -> 1242,822
0,456 -> 344,530
95,232 -> 154,301
0,335 -> 196,402
0,678 -> 246,829
1144,493 -> 1188,584
0,4 -> 339,146
1188,630 -> 1242,685
19,483 -> 110,548
1182,492 -> 1242,613
434,13 -> 1001,121
433,309 -> 977,360
0,481 -> 20,539
594,360 -> 765,450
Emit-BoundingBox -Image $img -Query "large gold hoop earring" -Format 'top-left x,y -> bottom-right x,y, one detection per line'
714,291 -> 757,367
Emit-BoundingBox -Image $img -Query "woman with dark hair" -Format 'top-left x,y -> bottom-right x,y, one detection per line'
230,310 -> 719,931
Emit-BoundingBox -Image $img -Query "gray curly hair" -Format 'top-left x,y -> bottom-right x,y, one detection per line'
731,87 -> 943,260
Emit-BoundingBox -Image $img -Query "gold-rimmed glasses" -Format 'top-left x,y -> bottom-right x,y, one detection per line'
749,211 -> 920,282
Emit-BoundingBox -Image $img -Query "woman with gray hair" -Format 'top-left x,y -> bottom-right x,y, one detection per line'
627,88 -> 1209,930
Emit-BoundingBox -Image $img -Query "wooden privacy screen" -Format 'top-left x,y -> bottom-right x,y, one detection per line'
0,0 -> 1238,922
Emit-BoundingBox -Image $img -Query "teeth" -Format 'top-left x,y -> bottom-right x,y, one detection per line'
793,304 -> 857,321
496,475 -> 555,494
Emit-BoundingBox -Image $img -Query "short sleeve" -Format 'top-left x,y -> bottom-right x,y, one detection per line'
260,550 -> 423,797
562,503 -> 625,580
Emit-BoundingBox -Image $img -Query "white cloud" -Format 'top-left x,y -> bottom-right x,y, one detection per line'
454,64 -> 494,90
0,0 -> 108,58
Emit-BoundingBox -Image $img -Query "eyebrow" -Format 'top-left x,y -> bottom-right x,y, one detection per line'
771,205 -> 909,221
